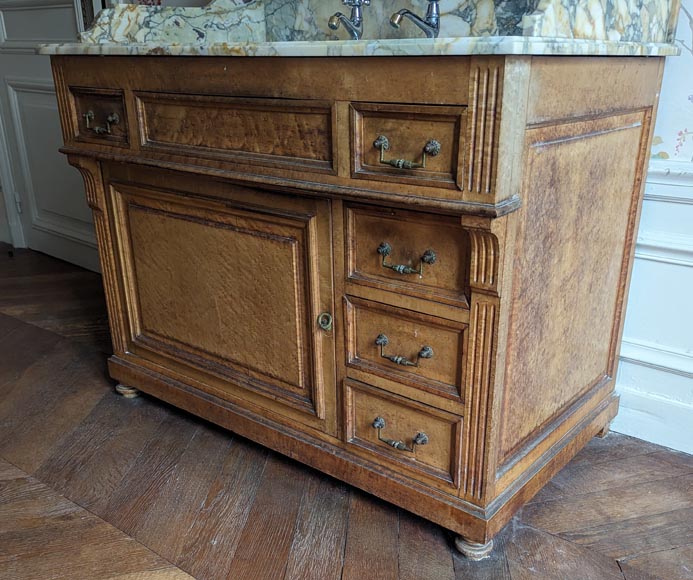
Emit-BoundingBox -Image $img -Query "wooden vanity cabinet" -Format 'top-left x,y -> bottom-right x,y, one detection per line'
52,54 -> 664,557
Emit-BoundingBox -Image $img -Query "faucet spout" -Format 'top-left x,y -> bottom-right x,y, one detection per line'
390,0 -> 440,39
328,11 -> 363,40
328,0 -> 370,41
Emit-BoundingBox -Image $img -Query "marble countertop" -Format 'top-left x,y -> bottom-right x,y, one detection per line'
39,36 -> 680,57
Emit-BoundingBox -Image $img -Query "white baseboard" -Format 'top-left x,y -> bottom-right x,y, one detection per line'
620,338 -> 693,378
612,385 -> 693,454
614,348 -> 693,453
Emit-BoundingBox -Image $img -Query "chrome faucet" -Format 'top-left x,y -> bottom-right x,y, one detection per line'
328,0 -> 370,41
390,0 -> 440,38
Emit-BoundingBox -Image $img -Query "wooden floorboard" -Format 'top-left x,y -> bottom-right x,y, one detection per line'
0,340 -> 108,474
176,440 -> 269,580
504,524 -> 626,580
34,393 -> 170,513
398,511 -> 456,580
519,474 -> 693,534
117,423 -> 236,565
283,474 -> 350,580
621,545 -> 693,580
0,243 -> 110,353
224,456 -> 311,580
0,459 -> 192,580
560,507 -> 693,560
341,492 -> 400,580
1,246 -> 692,579
100,407 -> 203,535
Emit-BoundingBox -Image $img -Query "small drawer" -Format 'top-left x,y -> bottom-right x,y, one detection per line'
346,204 -> 470,308
351,102 -> 466,190
345,296 -> 467,401
71,87 -> 128,146
346,379 -> 463,490
136,92 -> 335,174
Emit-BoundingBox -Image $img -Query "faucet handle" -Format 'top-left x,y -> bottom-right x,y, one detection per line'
342,0 -> 370,5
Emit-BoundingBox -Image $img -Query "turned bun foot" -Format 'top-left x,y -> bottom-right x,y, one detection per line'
454,537 -> 494,560
596,421 -> 611,438
115,384 -> 140,398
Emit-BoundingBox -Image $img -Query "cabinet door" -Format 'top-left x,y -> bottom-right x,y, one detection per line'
107,171 -> 336,435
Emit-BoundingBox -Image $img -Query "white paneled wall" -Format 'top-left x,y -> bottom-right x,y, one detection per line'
0,0 -> 99,268
612,1 -> 693,453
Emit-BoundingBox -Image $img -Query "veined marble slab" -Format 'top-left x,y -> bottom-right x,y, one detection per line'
81,0 -> 681,44
41,0 -> 681,56
81,0 -> 265,44
265,0 -> 679,43
522,0 -> 679,42
39,35 -> 680,56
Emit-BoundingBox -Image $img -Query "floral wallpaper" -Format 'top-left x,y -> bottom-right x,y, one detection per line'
652,0 -> 693,162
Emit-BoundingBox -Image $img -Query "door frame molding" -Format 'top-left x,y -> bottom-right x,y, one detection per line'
0,0 -> 86,247
0,95 -> 25,246
5,75 -> 97,249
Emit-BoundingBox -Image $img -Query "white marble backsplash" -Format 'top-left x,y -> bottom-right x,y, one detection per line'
82,0 -> 681,45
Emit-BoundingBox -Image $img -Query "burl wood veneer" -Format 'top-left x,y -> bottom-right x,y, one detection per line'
50,54 -> 663,559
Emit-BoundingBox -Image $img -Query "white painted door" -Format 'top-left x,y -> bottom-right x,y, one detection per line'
0,0 -> 101,271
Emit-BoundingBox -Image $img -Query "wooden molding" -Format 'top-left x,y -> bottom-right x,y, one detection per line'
465,58 -> 503,197
461,297 -> 498,502
68,155 -> 124,354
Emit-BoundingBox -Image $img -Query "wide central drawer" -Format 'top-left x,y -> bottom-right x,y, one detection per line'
136,92 -> 335,173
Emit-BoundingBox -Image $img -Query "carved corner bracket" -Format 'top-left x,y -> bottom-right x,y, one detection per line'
68,155 -> 104,212
462,215 -> 506,297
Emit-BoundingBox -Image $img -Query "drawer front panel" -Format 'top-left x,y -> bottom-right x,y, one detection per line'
71,87 -> 128,146
346,380 -> 463,490
345,296 -> 467,401
346,204 -> 470,308
137,92 -> 335,173
351,103 -> 465,190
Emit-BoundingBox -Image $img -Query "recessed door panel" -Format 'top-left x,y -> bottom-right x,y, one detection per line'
108,178 -> 336,433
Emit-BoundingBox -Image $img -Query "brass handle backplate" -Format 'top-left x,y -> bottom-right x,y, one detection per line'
375,334 -> 433,367
83,110 -> 120,135
373,135 -> 441,170
372,416 -> 429,452
377,242 -> 436,277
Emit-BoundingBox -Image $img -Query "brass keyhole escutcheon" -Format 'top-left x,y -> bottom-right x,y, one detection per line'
317,312 -> 333,332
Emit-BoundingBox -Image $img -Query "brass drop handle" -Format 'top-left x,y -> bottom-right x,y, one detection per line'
375,334 -> 433,367
377,242 -> 436,277
373,135 -> 441,170
83,110 -> 120,135
372,416 -> 429,452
